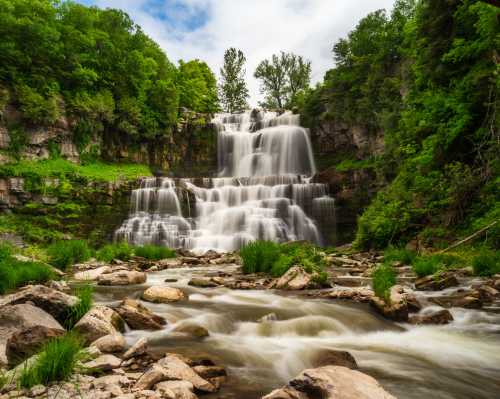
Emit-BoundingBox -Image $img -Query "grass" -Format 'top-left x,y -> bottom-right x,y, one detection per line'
18,333 -> 84,389
134,245 -> 176,260
240,240 -> 281,274
383,246 -> 417,265
472,249 -> 500,277
47,240 -> 92,270
372,263 -> 397,303
0,256 -> 56,295
64,284 -> 94,330
412,253 -> 461,278
96,242 -> 133,262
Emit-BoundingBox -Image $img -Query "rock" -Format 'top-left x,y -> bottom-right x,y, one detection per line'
115,298 -> 166,330
92,374 -> 131,390
478,285 -> 500,301
74,266 -> 112,281
409,309 -> 453,325
6,325 -> 65,365
123,337 -> 148,360
311,350 -> 358,369
98,270 -> 147,286
192,365 -> 226,379
172,324 -> 209,338
415,273 -> 459,291
188,278 -> 219,288
264,366 -> 396,399
74,306 -> 125,344
325,287 -> 374,303
275,266 -> 313,290
430,293 -> 482,309
0,304 -> 65,366
157,354 -> 215,393
0,285 -> 78,324
142,286 -> 185,303
370,285 -> 418,322
155,381 -> 196,399
91,333 -> 126,353
84,354 -> 122,372
134,364 -> 169,391
258,313 -> 278,322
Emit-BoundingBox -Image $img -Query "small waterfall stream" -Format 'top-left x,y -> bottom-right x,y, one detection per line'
116,110 -> 335,253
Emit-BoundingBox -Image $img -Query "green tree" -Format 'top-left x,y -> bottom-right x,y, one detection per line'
219,48 -> 249,113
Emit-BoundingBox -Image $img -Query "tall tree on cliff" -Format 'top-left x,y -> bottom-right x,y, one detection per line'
254,51 -> 311,110
219,48 -> 249,113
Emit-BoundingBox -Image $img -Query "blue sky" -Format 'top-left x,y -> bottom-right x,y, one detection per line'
75,0 -> 396,105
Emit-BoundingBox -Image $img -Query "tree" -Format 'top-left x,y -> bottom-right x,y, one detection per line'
219,48 -> 249,113
254,51 -> 311,110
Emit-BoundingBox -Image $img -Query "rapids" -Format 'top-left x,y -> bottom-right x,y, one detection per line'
94,266 -> 500,399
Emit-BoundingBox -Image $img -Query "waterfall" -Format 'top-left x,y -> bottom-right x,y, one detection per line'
115,110 -> 335,253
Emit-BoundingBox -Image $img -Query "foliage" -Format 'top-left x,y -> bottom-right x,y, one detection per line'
384,246 -> 417,265
254,51 -> 311,109
372,263 -> 397,303
412,253 -> 461,277
65,284 -> 94,330
0,256 -> 56,294
47,240 -> 91,270
18,333 -> 84,389
96,242 -> 133,262
219,48 -> 249,113
134,245 -> 175,260
472,249 -> 500,277
240,240 -> 281,274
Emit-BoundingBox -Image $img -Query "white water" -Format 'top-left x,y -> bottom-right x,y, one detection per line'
115,110 -> 335,253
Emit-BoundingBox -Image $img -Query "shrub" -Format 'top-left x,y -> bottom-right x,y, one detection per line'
18,333 -> 84,389
472,250 -> 500,277
134,245 -> 176,260
240,240 -> 281,274
0,258 -> 56,295
96,242 -> 133,263
0,243 -> 13,261
65,285 -> 94,330
412,253 -> 461,278
372,263 -> 397,303
47,240 -> 91,270
383,246 -> 416,265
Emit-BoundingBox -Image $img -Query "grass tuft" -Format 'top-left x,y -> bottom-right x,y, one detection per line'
47,240 -> 91,270
96,242 -> 133,263
372,263 -> 397,303
383,246 -> 416,265
240,240 -> 281,274
64,285 -> 94,330
134,245 -> 176,260
472,249 -> 500,277
0,257 -> 56,295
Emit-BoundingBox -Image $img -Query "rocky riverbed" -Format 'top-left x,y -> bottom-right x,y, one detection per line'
1,249 -> 500,399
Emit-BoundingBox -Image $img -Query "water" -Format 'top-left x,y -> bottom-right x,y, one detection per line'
115,110 -> 335,253
94,266 -> 500,399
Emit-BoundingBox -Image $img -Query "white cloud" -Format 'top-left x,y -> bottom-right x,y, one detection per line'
91,0 -> 396,106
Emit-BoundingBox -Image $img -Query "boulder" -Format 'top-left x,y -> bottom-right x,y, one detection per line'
275,266 -> 313,290
409,309 -> 453,325
188,278 -> 219,288
84,354 -> 122,372
115,298 -> 166,330
311,350 -> 358,369
191,365 -> 226,379
142,286 -> 185,303
123,337 -> 148,360
370,285 -> 418,322
91,333 -> 126,353
74,306 -> 125,344
98,270 -> 147,286
415,273 -> 459,291
73,266 -> 112,281
0,285 -> 78,324
264,366 -> 396,399
155,380 -> 196,399
134,364 -> 170,391
157,354 -> 216,393
172,324 -> 209,338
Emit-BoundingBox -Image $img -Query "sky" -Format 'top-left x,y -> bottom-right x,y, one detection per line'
77,0 -> 396,106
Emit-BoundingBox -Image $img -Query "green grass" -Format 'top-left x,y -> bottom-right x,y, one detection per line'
96,242 -> 133,262
18,333 -> 84,389
372,263 -> 397,303
383,246 -> 417,265
47,240 -> 92,270
64,285 -> 94,330
0,242 -> 13,261
134,245 -> 176,260
0,257 -> 56,295
472,249 -> 500,277
412,253 -> 461,278
240,240 -> 281,274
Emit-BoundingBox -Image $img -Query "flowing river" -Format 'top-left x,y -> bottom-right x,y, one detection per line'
93,265 -> 500,399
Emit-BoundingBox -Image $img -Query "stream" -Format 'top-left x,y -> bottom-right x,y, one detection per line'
93,265 -> 500,399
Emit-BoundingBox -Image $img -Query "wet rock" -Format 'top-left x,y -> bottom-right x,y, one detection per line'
192,365 -> 226,379
324,287 -> 374,303
370,285 -> 416,322
123,337 -> 148,360
91,333 -> 126,353
92,374 -> 131,390
180,257 -> 204,265
142,286 -> 185,303
155,380 -> 196,399
74,305 -> 125,344
157,354 -> 215,393
258,313 -> 278,322
172,324 -> 209,338
275,266 -> 313,290
47,279 -> 70,292
430,292 -> 482,309
74,266 -> 112,281
0,285 -> 78,324
98,270 -> 147,286
478,285 -> 500,301
409,309 -> 453,325
188,277 -> 219,288
116,298 -> 166,330
311,350 -> 358,369
134,364 -> 169,391
264,366 -> 396,399
415,273 -> 459,291
84,354 -> 122,372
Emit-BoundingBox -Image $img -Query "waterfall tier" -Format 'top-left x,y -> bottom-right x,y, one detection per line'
115,110 -> 335,253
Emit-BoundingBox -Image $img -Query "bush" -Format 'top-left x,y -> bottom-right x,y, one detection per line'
18,333 -> 84,389
134,245 -> 176,260
96,242 -> 133,263
65,285 -> 94,330
372,263 -> 397,303
472,250 -> 500,277
47,240 -> 91,270
0,243 -> 13,261
383,246 -> 417,265
412,253 -> 461,278
0,258 -> 56,295
240,240 -> 281,274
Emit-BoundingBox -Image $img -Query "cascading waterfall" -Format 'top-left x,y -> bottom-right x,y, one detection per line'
115,110 -> 335,253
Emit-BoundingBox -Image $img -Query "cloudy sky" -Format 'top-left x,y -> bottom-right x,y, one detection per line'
77,0 -> 396,105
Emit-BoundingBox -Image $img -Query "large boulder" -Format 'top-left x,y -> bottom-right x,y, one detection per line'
0,304 -> 65,366
311,350 -> 358,369
73,266 -> 112,281
409,309 -> 453,325
84,354 -> 122,372
415,273 -> 459,291
275,266 -> 314,290
74,305 -> 125,344
98,270 -> 147,286
115,298 -> 166,330
157,354 -> 215,393
370,285 -> 419,322
263,366 -> 396,399
142,286 -> 185,303
155,380 -> 196,399
90,333 -> 126,353
0,285 -> 78,324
